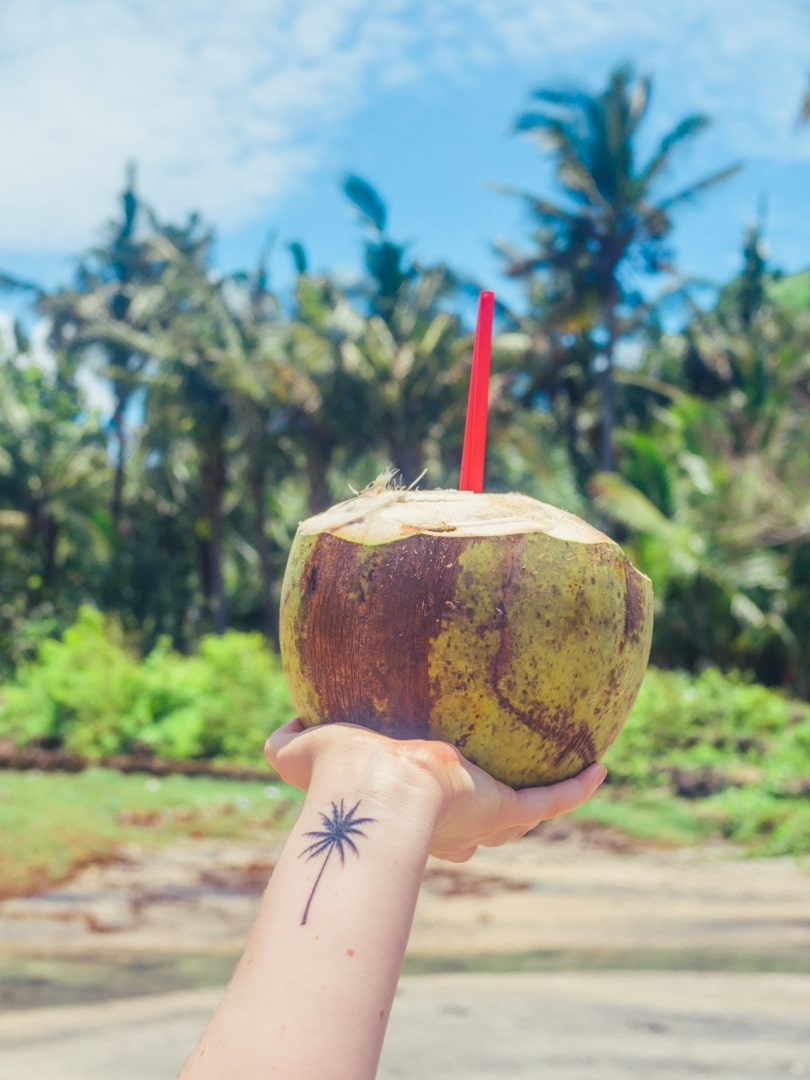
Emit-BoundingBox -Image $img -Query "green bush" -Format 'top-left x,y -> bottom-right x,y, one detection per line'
605,666 -> 810,792
603,666 -> 810,855
0,606 -> 294,761
0,608 -> 143,756
135,631 -> 295,761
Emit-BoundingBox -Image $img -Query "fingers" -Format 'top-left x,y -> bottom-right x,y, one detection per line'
265,716 -> 305,762
478,762 -> 607,841
265,718 -> 310,787
479,824 -> 533,847
431,844 -> 478,863
515,762 -> 608,824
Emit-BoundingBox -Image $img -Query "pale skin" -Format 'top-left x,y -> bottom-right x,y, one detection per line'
178,719 -> 607,1080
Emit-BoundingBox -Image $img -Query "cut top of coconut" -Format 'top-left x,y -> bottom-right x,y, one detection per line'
297,488 -> 610,545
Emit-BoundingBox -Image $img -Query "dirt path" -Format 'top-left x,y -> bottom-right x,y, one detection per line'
1,822 -> 808,984
1,971 -> 808,1080
1,824 -> 808,1078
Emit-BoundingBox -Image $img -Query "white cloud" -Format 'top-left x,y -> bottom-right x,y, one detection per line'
482,0 -> 810,157
0,0 -> 807,254
0,0 -> 410,248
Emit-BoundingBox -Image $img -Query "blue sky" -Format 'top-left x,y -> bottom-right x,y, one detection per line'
1,0 -> 809,313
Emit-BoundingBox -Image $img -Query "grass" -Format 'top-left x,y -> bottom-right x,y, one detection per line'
572,782 -> 810,857
0,765 -> 777,904
2,767 -> 719,902
5,662 -> 810,900
571,788 -> 719,848
0,767 -> 304,898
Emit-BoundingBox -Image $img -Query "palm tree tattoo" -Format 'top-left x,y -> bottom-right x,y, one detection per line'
298,799 -> 377,925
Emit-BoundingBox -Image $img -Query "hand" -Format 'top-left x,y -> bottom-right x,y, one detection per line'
266,719 -> 607,863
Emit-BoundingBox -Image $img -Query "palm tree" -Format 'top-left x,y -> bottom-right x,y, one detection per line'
589,403 -> 796,683
340,175 -> 472,486
500,64 -> 741,473
279,180 -> 472,513
658,221 -> 809,454
202,249 -> 299,639
284,255 -> 375,512
84,233 -> 237,636
592,229 -> 810,695
0,340 -> 110,662
73,220 -> 303,639
39,167 -> 190,535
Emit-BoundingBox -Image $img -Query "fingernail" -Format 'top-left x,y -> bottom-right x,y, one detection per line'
595,764 -> 608,788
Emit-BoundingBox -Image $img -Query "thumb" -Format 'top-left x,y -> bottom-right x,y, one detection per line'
265,716 -> 306,769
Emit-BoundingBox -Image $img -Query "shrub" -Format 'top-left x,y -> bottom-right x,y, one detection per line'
136,631 -> 294,761
605,666 -> 810,793
0,607 -> 294,761
0,607 -> 142,756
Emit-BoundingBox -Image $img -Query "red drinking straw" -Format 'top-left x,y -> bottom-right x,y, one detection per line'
459,290 -> 495,493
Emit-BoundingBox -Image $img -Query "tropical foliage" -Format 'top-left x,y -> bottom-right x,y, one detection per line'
1,616 -> 808,856
1,63 -> 809,722
0,606 -> 292,762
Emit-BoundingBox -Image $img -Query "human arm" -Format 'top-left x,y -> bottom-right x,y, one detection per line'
179,720 -> 607,1080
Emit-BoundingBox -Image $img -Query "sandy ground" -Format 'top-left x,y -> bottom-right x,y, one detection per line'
0,822 -> 808,1077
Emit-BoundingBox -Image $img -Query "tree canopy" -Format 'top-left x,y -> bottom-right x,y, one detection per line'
1,66 -> 809,704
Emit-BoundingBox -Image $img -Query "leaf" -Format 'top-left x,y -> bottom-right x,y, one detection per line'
491,331 -> 533,356
0,510 -> 26,532
589,471 -> 674,536
678,451 -> 714,496
730,552 -> 786,593
289,242 -> 308,275
0,271 -> 42,295
343,175 -> 387,235
638,114 -> 710,188
659,162 -> 744,211
417,313 -> 454,357
730,592 -> 768,630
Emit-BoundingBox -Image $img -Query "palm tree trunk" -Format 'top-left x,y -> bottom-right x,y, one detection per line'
248,450 -> 276,641
42,512 -> 59,592
111,395 -> 127,533
391,445 -> 424,488
600,297 -> 618,474
306,439 -> 332,515
202,446 -> 228,634
27,498 -> 59,592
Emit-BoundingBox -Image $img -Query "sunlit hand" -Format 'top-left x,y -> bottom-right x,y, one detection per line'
266,718 -> 606,863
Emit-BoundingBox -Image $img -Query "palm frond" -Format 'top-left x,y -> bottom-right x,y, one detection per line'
343,174 -> 387,235
589,470 -> 675,536
289,242 -> 308,275
486,183 -> 575,224
638,115 -> 711,189
659,162 -> 744,211
0,509 -> 26,533
799,83 -> 810,124
613,368 -> 686,401
627,73 -> 651,129
0,271 -> 43,296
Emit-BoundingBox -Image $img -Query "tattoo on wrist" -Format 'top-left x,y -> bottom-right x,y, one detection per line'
298,799 -> 377,926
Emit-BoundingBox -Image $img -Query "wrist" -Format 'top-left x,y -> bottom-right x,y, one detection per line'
306,736 -> 447,834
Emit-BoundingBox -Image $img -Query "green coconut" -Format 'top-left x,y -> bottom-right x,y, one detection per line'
279,483 -> 653,788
